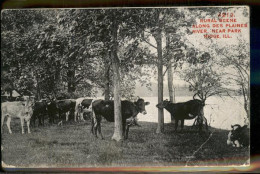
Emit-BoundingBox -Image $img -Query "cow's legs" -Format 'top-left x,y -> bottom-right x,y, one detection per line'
192,118 -> 197,127
80,112 -> 85,122
91,116 -> 94,134
74,111 -> 77,122
49,114 -> 51,124
203,116 -> 208,131
181,119 -> 184,130
197,116 -> 203,132
175,119 -> 179,131
26,119 -> 31,134
92,112 -> 98,137
65,112 -> 69,122
93,116 -> 98,137
42,114 -> 44,126
6,116 -> 12,134
1,115 -> 5,133
31,114 -> 36,127
97,122 -> 103,139
126,124 -> 130,139
57,111 -> 64,126
122,120 -> 126,139
20,118 -> 25,134
38,115 -> 42,126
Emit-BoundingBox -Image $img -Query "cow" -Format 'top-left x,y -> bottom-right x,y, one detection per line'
79,99 -> 94,120
31,99 -> 48,127
156,99 -> 208,132
55,99 -> 76,125
227,124 -> 249,148
46,99 -> 57,124
91,98 -> 150,139
1,97 -> 35,134
74,98 -> 94,122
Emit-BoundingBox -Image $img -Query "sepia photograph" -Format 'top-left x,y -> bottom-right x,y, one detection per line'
1,6 -> 250,170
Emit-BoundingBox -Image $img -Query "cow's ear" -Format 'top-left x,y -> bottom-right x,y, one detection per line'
145,102 -> 150,105
231,125 -> 234,128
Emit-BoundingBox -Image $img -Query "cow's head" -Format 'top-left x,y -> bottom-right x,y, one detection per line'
156,99 -> 171,109
134,98 -> 150,115
23,97 -> 35,117
24,96 -> 35,108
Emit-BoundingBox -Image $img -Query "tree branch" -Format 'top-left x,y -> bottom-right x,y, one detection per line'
141,37 -> 157,49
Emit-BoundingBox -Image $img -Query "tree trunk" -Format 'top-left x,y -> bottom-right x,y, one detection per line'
242,83 -> 250,124
167,62 -> 175,124
111,22 -> 123,141
104,60 -> 110,101
54,60 -> 61,95
166,34 -> 175,123
167,64 -> 174,103
67,67 -> 76,93
155,30 -> 164,134
36,77 -> 41,100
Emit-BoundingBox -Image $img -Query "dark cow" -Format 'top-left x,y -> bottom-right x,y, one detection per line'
31,100 -> 48,127
227,124 -> 249,147
91,98 -> 150,139
46,99 -> 76,125
156,99 -> 207,131
55,99 -> 76,125
46,99 -> 57,124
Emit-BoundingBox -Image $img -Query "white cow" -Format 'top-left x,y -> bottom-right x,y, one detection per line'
1,97 -> 34,134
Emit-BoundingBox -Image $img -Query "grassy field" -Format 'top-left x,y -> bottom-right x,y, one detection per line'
1,118 -> 249,168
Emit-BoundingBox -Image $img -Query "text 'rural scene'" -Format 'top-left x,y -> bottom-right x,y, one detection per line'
1,7 -> 249,168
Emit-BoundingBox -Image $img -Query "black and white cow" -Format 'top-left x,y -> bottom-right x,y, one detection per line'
91,98 -> 150,139
227,124 -> 249,147
75,98 -> 93,122
156,99 -> 207,131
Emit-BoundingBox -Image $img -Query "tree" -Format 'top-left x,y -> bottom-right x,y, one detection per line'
181,49 -> 226,103
219,40 -> 250,123
1,10 -> 49,98
137,9 -> 167,133
164,33 -> 186,104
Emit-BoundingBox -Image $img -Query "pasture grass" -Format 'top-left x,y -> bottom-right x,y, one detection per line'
1,118 -> 249,168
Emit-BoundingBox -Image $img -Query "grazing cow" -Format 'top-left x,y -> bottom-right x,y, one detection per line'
31,99 -> 48,127
55,99 -> 76,125
156,99 -> 207,131
1,97 -> 35,134
227,124 -> 249,147
91,98 -> 150,139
